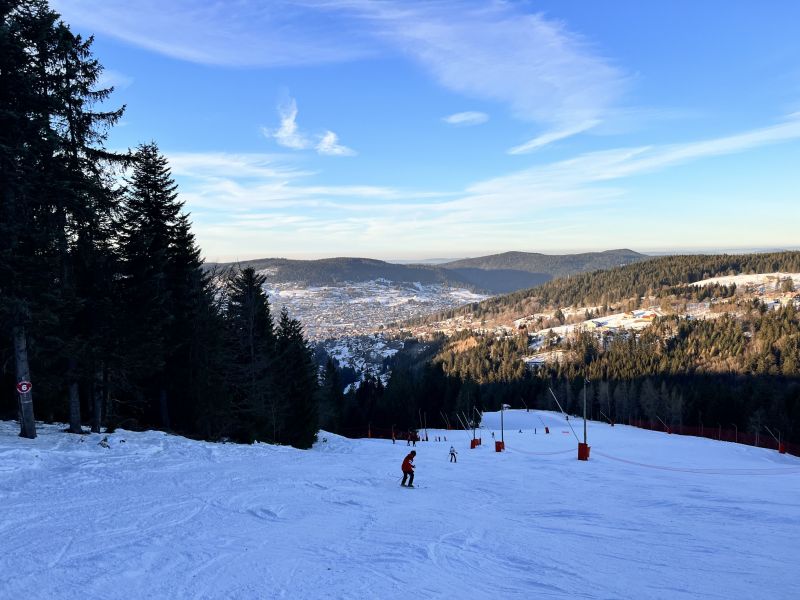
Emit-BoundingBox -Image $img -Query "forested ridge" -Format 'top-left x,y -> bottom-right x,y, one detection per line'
440,248 -> 647,276
435,251 -> 800,323
1,1 -> 318,447
364,302 -> 800,444
211,249 -> 650,295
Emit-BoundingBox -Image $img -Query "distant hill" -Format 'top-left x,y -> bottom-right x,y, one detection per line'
209,250 -> 650,294
441,249 -> 647,275
438,249 -> 648,293
441,250 -> 800,323
208,257 -> 463,287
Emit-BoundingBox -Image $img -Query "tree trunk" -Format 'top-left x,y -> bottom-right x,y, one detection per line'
159,388 -> 170,430
103,366 -> 112,427
67,357 -> 82,433
91,369 -> 103,433
13,326 -> 37,439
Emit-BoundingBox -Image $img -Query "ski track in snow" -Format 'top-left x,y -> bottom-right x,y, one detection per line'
1,411 -> 799,599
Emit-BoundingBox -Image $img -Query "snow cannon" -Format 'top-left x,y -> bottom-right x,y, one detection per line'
578,442 -> 591,461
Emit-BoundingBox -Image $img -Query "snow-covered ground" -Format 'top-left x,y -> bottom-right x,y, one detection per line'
691,272 -> 799,290
321,334 -> 403,390
2,412 -> 799,599
261,278 -> 490,340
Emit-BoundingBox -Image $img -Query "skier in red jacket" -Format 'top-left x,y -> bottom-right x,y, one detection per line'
401,450 -> 416,487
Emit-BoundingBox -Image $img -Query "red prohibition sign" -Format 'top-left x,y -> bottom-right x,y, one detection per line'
16,381 -> 32,394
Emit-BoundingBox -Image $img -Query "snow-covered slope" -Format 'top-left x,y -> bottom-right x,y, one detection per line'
2,413 -> 799,599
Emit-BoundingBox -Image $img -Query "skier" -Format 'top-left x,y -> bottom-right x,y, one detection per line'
449,446 -> 457,463
401,450 -> 416,487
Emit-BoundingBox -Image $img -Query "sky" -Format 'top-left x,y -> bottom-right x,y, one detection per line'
52,0 -> 800,262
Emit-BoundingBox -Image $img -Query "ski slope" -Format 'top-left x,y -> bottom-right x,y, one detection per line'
1,411 -> 799,599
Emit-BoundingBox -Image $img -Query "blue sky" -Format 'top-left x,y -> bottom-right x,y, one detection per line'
53,0 -> 800,261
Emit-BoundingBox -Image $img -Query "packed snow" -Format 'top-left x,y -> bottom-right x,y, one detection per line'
2,411 -> 799,599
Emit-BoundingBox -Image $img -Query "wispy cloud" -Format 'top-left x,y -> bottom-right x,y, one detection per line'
443,111 -> 489,126
51,0 -> 373,67
316,131 -> 356,156
177,116 -> 800,259
346,1 -> 625,148
508,120 -> 601,154
56,1 -> 626,149
262,98 -> 311,150
262,98 -> 356,156
524,113 -> 800,183
97,68 -> 133,91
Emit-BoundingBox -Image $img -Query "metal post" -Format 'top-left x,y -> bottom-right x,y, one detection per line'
731,423 -> 738,443
583,378 -> 587,445
472,406 -> 475,440
764,426 -> 781,449
501,404 -> 504,443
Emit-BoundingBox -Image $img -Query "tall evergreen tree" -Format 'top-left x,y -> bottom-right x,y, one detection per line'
1,1 -> 124,437
225,267 -> 276,442
318,358 -> 344,434
117,143 -> 182,428
275,308 -> 318,448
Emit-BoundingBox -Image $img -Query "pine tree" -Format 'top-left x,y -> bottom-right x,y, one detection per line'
0,1 -> 124,437
117,143 -> 182,428
318,358 -> 344,433
226,267 -> 276,442
275,308 -> 319,448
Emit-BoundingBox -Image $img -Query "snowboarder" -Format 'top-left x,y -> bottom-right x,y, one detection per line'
449,446 -> 457,463
401,450 -> 416,487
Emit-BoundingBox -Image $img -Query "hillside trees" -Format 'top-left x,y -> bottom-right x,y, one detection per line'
1,1 -> 320,448
317,358 -> 344,433
0,0 -> 125,437
225,267 -> 278,442
276,308 -> 319,448
449,251 -> 800,323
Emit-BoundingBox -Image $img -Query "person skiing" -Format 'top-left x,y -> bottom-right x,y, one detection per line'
401,450 -> 416,487
449,446 -> 457,463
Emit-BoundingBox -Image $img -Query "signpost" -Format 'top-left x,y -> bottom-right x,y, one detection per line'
17,381 -> 33,395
